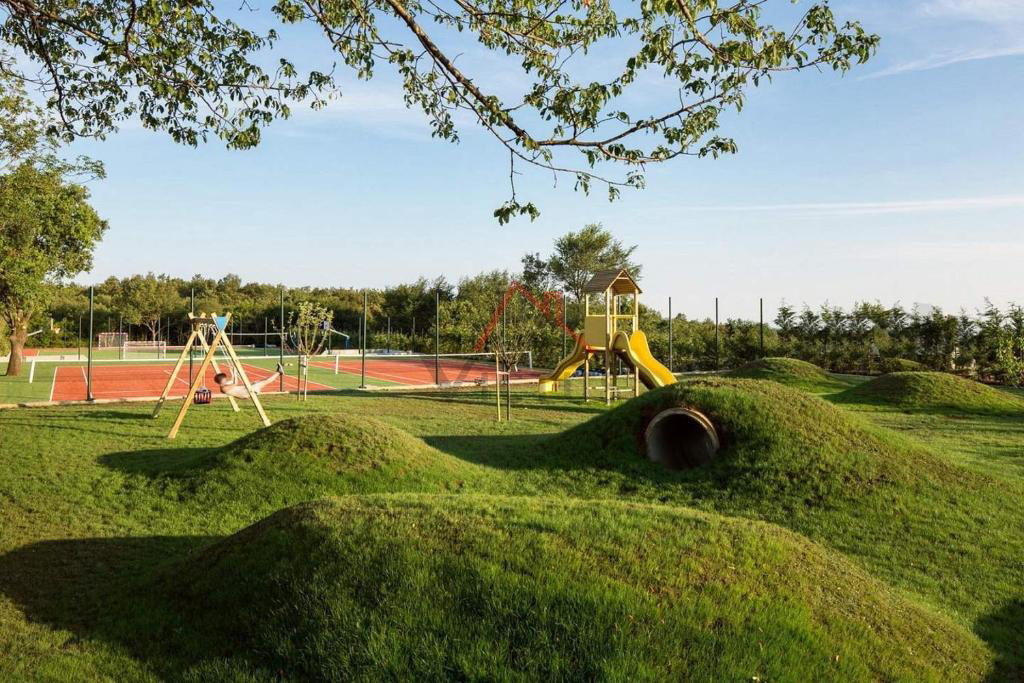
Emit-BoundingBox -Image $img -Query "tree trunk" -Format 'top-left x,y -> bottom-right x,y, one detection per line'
6,324 -> 28,377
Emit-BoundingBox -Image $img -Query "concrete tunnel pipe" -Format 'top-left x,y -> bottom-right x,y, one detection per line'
643,408 -> 720,470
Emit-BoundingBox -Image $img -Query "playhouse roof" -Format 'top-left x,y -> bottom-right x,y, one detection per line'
583,269 -> 642,295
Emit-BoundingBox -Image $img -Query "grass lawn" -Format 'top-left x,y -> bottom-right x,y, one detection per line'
0,367 -> 1021,680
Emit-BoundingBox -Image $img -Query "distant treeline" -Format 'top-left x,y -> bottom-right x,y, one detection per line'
6,272 -> 1023,386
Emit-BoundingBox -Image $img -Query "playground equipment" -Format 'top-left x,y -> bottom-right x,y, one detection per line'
540,269 -> 675,403
153,312 -> 271,439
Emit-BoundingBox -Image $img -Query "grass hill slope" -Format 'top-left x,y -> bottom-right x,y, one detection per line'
546,378 -> 1024,667
725,357 -> 852,393
553,377 -> 966,504
115,496 -> 990,681
837,372 -> 1024,415
182,414 -> 482,511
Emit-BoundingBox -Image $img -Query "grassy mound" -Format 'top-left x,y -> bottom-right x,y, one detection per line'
879,357 -> 925,373
838,372 -> 1024,415
553,378 -> 965,504
548,379 -> 1024,661
186,414 -> 478,508
131,496 -> 988,680
725,357 -> 850,392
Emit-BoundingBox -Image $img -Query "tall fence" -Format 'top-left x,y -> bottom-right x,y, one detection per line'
13,284 -> 1024,386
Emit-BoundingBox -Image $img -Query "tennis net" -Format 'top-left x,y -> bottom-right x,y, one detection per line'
313,351 -> 539,386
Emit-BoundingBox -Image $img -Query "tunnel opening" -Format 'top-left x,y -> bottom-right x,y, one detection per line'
643,408 -> 720,470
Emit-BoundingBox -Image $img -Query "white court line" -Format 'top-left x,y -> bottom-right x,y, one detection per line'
244,363 -> 334,391
49,365 -> 59,402
334,364 -> 436,385
333,363 -> 495,386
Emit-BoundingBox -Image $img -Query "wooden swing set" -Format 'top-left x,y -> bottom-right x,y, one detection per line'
153,312 -> 271,439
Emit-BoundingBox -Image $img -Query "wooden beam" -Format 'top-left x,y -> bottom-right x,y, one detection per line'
220,333 -> 271,428
197,331 -> 240,413
153,328 -> 198,418
167,326 -> 224,439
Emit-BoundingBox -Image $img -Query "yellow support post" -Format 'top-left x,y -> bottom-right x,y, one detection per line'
153,327 -> 198,418
197,330 -> 240,413
219,334 -> 271,428
167,325 -> 225,439
164,312 -> 272,439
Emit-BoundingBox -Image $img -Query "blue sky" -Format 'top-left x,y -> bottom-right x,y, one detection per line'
66,0 -> 1023,321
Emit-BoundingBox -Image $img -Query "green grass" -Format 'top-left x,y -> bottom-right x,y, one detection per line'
0,374 -> 1022,680
725,357 -> 858,393
10,496 -> 981,681
837,371 -> 1024,416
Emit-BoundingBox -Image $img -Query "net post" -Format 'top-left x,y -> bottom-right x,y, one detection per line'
334,354 -> 339,375
28,358 -> 35,384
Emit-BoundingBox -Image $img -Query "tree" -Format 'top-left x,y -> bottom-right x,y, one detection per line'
0,2 -> 878,219
0,64 -> 106,375
288,301 -> 333,398
114,273 -> 184,341
548,224 -> 641,304
0,165 -> 107,374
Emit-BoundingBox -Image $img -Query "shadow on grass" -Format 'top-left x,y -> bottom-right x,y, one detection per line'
99,446 -> 215,477
977,599 -> 1024,682
0,535 -> 211,659
387,389 -> 611,416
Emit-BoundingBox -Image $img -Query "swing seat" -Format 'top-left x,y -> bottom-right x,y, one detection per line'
194,388 -> 212,405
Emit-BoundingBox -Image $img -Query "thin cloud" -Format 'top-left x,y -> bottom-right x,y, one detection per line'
865,44 -> 1024,78
680,196 -> 1024,217
920,0 -> 1024,23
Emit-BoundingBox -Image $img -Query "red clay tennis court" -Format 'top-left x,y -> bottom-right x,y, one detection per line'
310,353 -> 545,386
51,361 -> 331,401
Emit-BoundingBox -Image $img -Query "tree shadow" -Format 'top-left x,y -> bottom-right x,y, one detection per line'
976,599 -> 1024,682
99,446 -> 216,478
388,389 -> 609,416
0,535 -> 211,658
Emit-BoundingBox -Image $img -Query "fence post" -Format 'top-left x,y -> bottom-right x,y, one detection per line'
190,287 -> 195,387
562,290 -> 567,357
714,296 -> 719,371
668,296 -> 673,372
759,297 -> 764,358
434,289 -> 440,385
361,290 -> 368,388
279,287 -> 285,392
87,286 -> 95,401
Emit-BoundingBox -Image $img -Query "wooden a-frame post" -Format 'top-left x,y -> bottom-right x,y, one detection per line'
153,313 -> 239,418
159,312 -> 273,439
